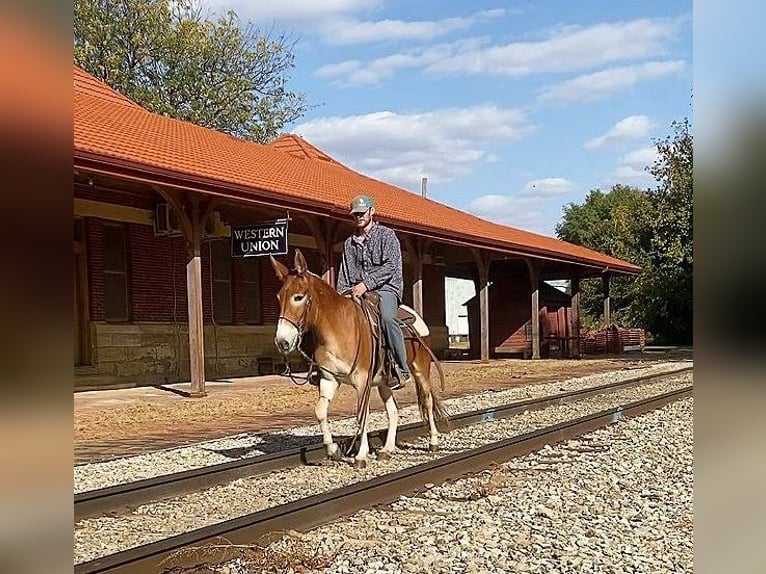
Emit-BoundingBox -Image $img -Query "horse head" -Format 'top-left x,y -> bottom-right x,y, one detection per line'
270,249 -> 315,354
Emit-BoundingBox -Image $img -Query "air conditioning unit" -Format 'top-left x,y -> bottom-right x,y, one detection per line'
153,203 -> 183,237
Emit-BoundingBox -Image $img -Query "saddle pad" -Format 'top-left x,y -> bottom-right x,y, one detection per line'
398,304 -> 429,337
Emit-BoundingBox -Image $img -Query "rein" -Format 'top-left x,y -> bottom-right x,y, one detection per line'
278,293 -> 364,387
277,284 -> 377,459
278,296 -> 315,385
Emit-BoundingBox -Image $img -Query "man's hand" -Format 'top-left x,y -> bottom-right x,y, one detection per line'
351,282 -> 368,298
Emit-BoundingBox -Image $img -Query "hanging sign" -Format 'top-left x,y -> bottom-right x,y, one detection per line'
230,219 -> 289,258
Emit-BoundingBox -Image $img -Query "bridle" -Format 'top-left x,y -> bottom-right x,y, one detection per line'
277,293 -> 316,385
277,289 -> 364,387
277,282 -> 377,458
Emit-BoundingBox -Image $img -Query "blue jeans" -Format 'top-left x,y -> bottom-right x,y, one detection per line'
378,290 -> 410,377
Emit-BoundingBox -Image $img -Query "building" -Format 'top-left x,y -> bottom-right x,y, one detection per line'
73,66 -> 641,392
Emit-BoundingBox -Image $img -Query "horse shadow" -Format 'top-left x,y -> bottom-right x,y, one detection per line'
202,431 -> 326,459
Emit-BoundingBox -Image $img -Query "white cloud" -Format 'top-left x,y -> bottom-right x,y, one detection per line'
427,18 -> 683,76
319,9 -> 505,45
520,178 -> 577,197
205,2 -> 504,46
315,38 -> 486,86
614,145 -> 658,184
585,115 -> 657,150
468,194 -> 550,234
468,178 -> 579,235
537,60 -> 687,104
293,105 -> 534,190
317,17 -> 685,85
203,0 -> 381,24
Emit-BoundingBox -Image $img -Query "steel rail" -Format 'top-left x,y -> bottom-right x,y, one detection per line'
75,385 -> 692,574
75,366 -> 691,521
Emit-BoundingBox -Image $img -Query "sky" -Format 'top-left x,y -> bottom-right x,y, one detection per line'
202,0 -> 692,237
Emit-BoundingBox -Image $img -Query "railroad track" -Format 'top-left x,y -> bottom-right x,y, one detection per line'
75,366 -> 691,522
75,373 -> 692,574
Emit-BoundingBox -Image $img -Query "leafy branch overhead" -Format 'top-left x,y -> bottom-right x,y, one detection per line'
74,0 -> 310,142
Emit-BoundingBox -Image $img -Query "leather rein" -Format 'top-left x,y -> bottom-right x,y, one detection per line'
278,293 -> 363,387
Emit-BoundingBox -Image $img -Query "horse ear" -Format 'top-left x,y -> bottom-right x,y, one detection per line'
270,255 -> 289,282
294,249 -> 308,274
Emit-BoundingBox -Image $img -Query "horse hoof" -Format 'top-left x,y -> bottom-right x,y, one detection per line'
353,458 -> 368,469
328,450 -> 345,462
429,444 -> 440,453
377,450 -> 392,461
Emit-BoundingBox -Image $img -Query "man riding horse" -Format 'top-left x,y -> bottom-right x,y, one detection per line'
337,194 -> 413,391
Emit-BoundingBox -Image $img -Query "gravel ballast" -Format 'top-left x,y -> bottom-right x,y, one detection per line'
251,396 -> 694,574
74,361 -> 690,493
74,371 -> 691,565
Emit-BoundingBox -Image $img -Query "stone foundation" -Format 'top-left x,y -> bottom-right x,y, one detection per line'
80,321 -> 450,388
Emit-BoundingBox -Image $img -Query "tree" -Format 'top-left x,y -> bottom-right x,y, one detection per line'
555,118 -> 693,343
638,118 -> 694,343
74,0 -> 309,142
556,185 -> 654,330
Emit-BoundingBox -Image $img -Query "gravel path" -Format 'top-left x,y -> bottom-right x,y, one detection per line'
252,396 -> 694,574
74,372 -> 691,565
74,361 -> 690,493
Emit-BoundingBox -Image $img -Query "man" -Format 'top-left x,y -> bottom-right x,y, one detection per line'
337,194 -> 413,390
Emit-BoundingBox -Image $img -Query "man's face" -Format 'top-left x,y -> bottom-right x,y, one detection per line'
352,208 -> 373,228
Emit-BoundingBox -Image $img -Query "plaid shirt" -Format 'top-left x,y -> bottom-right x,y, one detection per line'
337,223 -> 404,300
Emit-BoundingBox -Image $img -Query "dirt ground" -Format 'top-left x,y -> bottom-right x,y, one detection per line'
74,351 -> 691,463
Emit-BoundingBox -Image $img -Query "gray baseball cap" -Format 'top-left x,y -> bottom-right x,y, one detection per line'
349,194 -> 374,214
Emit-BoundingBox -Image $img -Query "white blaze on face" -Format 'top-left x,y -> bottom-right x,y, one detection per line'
275,290 -> 309,353
275,318 -> 300,353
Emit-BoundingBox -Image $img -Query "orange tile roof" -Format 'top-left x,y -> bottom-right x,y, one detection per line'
73,65 -> 640,274
73,66 -> 140,109
268,134 -> 344,166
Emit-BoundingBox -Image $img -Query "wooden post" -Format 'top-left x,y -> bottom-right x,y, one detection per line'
571,275 -> 581,358
153,187 -> 217,397
302,216 -> 337,287
472,249 -> 491,362
526,259 -> 541,360
603,271 -> 611,326
186,197 -> 206,397
412,239 -> 424,317
402,236 -> 428,317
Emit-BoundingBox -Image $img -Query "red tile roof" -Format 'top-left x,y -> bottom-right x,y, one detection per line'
73,67 -> 140,109
73,65 -> 640,274
268,134 -> 344,166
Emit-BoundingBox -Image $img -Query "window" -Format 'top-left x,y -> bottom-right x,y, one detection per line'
103,224 -> 129,322
242,259 -> 261,324
211,240 -> 232,323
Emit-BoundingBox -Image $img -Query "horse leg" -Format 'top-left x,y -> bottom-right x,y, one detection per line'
354,402 -> 371,469
412,348 -> 440,452
315,376 -> 342,460
377,384 -> 398,460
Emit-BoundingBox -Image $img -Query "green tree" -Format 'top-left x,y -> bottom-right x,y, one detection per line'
555,118 -> 693,343
638,118 -> 694,343
74,0 -> 309,142
556,185 -> 654,330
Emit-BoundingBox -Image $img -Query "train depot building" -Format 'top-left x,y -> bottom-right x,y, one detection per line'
74,66 -> 641,393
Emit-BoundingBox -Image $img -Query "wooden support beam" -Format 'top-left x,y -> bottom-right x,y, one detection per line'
403,236 -> 429,317
301,215 -> 338,287
153,186 -> 210,397
603,271 -> 612,326
526,259 -> 541,360
471,249 -> 492,362
571,275 -> 581,359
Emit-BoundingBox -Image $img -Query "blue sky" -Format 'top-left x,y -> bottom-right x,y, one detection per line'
203,0 -> 692,237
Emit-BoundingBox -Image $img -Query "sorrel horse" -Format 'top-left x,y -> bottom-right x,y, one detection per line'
270,249 -> 449,468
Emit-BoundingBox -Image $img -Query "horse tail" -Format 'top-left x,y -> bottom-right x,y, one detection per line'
413,376 -> 449,432
412,337 -> 450,433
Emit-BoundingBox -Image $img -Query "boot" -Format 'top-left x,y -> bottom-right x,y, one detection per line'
387,364 -> 413,391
